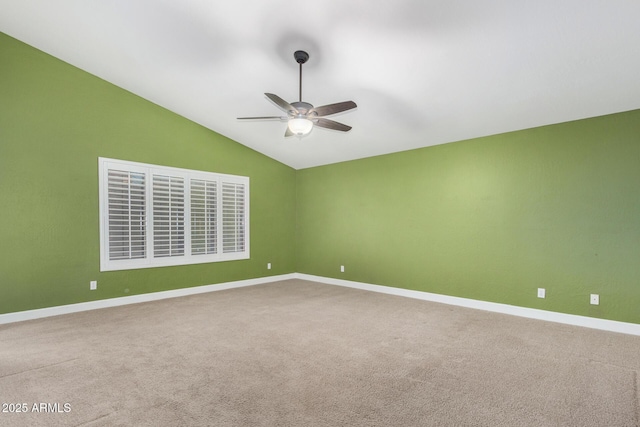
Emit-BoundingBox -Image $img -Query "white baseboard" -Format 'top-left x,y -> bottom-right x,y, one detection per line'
295,273 -> 640,336
3,273 -> 639,336
0,274 -> 296,325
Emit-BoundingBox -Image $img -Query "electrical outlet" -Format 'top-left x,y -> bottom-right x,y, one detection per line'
590,294 -> 599,305
267,262 -> 271,270
90,280 -> 97,291
340,265 -> 345,273
537,288 -> 545,298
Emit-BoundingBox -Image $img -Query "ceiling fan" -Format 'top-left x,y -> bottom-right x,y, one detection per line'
238,50 -> 357,137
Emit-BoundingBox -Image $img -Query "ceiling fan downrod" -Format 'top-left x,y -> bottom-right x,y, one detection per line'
294,50 -> 309,103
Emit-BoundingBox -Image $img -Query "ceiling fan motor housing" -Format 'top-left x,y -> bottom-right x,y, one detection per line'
291,101 -> 314,116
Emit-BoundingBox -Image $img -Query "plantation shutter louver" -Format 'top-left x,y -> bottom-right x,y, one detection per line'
222,182 -> 246,253
191,179 -> 217,255
153,174 -> 185,258
107,169 -> 146,261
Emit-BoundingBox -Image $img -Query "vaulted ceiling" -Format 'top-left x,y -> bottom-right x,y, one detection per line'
2,1 -> 640,169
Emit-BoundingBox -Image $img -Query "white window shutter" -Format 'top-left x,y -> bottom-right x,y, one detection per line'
191,179 -> 217,255
106,169 -> 146,261
152,174 -> 185,258
222,182 -> 246,253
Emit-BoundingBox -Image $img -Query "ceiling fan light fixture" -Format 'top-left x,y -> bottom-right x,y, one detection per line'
288,117 -> 313,136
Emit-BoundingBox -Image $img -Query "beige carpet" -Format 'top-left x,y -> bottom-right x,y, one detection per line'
1,279 -> 639,426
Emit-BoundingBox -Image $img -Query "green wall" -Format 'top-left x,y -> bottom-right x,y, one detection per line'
296,109 -> 640,324
0,32 -> 296,314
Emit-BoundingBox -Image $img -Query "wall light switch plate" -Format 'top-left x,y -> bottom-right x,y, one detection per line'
267,263 -> 271,270
537,288 -> 545,298
590,294 -> 599,305
90,280 -> 97,290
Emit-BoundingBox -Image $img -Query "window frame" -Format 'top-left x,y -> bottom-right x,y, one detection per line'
98,157 -> 249,272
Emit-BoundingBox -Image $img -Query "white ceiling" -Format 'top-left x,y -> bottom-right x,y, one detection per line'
2,1 -> 640,169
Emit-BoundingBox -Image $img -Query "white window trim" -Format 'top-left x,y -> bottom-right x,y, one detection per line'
99,157 -> 249,272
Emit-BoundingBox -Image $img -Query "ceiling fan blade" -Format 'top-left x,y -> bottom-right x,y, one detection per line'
237,116 -> 286,120
285,127 -> 294,137
314,118 -> 352,132
265,93 -> 298,114
309,101 -> 357,117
